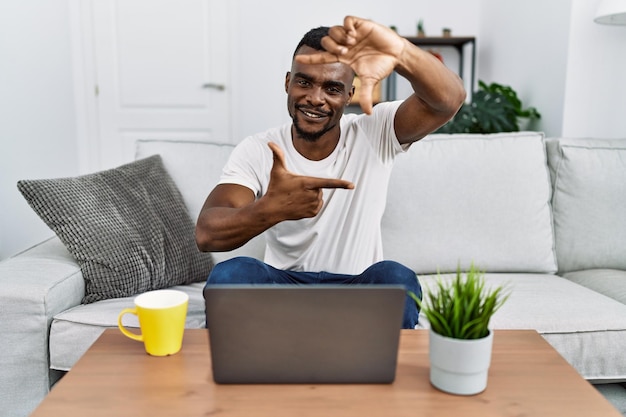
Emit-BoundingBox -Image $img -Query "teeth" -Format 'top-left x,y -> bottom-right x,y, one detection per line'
303,110 -> 322,118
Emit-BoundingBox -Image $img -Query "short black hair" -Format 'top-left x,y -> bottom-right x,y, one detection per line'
293,26 -> 330,58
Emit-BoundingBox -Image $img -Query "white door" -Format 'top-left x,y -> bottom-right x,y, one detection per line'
72,0 -> 232,171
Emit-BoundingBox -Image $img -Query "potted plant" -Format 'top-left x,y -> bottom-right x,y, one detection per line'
417,19 -> 426,37
436,80 -> 541,134
408,263 -> 509,395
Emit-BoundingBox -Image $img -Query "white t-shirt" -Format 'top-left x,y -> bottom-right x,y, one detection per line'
218,100 -> 408,274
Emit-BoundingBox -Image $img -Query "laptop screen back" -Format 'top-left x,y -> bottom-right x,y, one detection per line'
204,285 -> 405,384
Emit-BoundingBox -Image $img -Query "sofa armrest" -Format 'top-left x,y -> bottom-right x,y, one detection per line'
0,237 -> 84,417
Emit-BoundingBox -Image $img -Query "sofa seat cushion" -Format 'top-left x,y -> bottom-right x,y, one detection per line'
563,269 -> 626,305
383,132 -> 557,275
49,282 -> 206,371
546,137 -> 626,273
416,273 -> 626,382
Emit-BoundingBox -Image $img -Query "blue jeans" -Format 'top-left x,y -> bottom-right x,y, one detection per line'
205,257 -> 422,329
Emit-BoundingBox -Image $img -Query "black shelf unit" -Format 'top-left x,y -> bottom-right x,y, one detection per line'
386,36 -> 476,101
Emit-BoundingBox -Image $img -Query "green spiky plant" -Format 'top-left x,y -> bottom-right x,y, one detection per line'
408,263 -> 509,340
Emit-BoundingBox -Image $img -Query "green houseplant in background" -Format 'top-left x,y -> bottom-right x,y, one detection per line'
436,80 -> 541,134
408,264 -> 509,395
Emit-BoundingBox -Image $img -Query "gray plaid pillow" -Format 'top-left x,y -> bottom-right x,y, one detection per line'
17,155 -> 213,303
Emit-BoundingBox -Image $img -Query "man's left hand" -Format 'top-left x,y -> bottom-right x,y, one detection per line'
295,15 -> 405,115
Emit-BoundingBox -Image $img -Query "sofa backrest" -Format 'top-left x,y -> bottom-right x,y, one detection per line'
546,137 -> 626,273
135,133 -> 560,275
135,139 -> 266,263
382,132 -> 558,275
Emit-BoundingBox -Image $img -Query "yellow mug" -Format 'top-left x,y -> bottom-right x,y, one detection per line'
117,289 -> 189,356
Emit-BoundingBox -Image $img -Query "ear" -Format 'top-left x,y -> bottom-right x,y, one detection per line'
346,85 -> 355,106
285,71 -> 291,93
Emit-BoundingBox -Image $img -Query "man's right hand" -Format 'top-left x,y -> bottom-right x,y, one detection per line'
195,142 -> 354,253
263,142 -> 354,221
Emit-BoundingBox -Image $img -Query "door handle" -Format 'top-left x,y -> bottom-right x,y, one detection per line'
202,83 -> 226,91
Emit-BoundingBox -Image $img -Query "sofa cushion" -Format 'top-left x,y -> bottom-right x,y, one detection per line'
382,132 -> 557,275
563,269 -> 626,305
49,282 -> 206,371
546,138 -> 626,273
416,272 -> 626,382
135,139 -> 266,264
17,155 -> 214,303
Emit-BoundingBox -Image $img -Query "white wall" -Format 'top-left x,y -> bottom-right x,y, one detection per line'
0,1 -> 79,259
562,0 -> 626,138
478,0 -> 572,136
1,0 -> 625,259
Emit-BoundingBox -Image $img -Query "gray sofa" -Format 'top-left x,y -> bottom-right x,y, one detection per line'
2,132 -> 626,417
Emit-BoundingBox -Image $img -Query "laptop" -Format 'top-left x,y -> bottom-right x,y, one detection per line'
204,284 -> 406,384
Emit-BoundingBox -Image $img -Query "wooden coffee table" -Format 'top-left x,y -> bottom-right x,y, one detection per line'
30,329 -> 620,417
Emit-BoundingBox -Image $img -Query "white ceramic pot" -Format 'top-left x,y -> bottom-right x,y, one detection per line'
428,329 -> 494,395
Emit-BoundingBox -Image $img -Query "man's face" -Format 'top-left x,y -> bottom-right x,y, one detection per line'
285,46 -> 354,142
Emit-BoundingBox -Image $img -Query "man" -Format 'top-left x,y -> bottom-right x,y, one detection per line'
196,16 -> 465,328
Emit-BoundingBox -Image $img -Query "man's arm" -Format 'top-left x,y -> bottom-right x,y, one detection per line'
392,38 -> 466,144
296,15 -> 466,144
195,142 -> 354,252
195,183 -> 268,252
